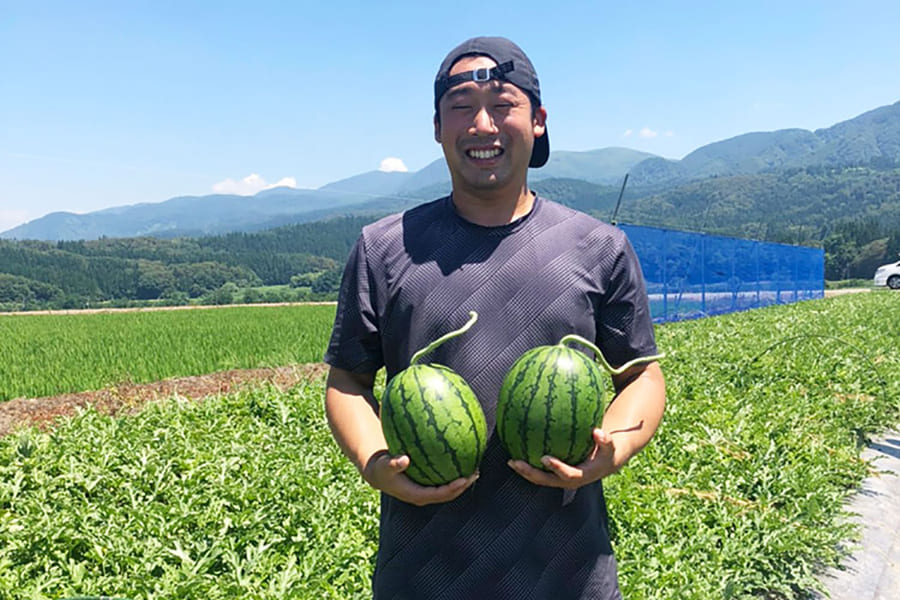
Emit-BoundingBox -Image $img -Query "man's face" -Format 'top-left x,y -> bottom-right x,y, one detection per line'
435,55 -> 547,195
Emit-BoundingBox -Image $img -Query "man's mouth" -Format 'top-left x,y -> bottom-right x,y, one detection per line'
466,148 -> 503,160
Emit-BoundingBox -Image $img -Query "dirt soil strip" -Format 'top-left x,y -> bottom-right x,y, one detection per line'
0,301 -> 336,317
0,363 -> 329,437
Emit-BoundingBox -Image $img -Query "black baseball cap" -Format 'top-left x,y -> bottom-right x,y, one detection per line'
434,36 -> 549,168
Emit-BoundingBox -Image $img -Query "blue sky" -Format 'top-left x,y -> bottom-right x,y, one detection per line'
2,1 -> 900,232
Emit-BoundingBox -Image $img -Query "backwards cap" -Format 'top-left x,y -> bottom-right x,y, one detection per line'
433,36 -> 549,168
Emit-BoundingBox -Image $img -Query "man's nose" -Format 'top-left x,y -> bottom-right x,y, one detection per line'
471,106 -> 499,135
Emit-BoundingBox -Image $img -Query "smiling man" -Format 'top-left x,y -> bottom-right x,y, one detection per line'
324,36 -> 666,599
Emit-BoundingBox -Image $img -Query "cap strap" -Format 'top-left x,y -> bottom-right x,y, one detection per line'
435,60 -> 514,101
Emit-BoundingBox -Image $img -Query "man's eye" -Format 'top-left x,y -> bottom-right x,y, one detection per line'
451,105 -> 472,111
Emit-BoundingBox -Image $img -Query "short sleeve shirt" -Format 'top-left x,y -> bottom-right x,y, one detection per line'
325,195 -> 657,600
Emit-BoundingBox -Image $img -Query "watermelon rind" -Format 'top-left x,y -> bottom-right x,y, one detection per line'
381,364 -> 487,486
497,345 -> 606,469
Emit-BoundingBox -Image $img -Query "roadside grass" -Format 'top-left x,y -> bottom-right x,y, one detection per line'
825,278 -> 873,289
0,304 -> 336,401
0,292 -> 897,598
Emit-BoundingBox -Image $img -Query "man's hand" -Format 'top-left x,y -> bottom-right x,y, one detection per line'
507,428 -> 618,489
364,450 -> 479,506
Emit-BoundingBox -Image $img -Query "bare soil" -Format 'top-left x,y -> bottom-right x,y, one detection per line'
0,301 -> 336,318
0,363 -> 329,437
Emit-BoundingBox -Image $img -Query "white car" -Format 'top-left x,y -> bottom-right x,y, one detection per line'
874,259 -> 900,289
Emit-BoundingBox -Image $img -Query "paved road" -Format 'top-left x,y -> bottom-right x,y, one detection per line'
814,431 -> 900,600
823,287 -> 873,297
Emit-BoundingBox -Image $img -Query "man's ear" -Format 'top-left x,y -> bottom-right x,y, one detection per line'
434,114 -> 441,143
533,106 -> 547,138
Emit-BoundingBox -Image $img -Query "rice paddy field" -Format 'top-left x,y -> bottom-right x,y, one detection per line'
1,293 -> 899,599
0,305 -> 336,401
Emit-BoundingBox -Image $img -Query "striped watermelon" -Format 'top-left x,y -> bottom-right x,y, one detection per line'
497,343 -> 606,469
381,364 -> 486,486
498,334 -> 662,469
380,312 -> 487,486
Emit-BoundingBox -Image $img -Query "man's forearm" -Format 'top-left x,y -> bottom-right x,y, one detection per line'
324,367 -> 386,475
602,361 -> 666,471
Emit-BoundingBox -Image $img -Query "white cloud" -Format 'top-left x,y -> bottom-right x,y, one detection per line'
379,157 -> 408,173
622,129 -> 633,138
665,131 -> 675,137
639,127 -> 659,139
211,173 -> 297,195
0,209 -> 29,233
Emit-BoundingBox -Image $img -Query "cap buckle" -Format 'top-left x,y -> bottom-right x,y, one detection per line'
472,67 -> 491,82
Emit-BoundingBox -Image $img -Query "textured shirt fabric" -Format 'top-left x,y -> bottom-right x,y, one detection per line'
324,195 -> 658,600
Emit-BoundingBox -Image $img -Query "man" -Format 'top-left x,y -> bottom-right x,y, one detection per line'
324,36 -> 666,600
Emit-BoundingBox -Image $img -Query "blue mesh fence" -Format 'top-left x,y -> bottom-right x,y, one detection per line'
620,224 -> 824,323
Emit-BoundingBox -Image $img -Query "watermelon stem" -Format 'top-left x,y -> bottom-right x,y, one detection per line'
410,311 -> 479,366
557,334 -> 665,375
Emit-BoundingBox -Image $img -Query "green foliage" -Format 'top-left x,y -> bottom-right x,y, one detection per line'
618,167 -> 900,239
824,279 -> 872,289
0,383 -> 379,599
609,291 -> 899,598
0,216 -> 365,309
1,293 -> 898,598
0,274 -> 63,307
0,305 -> 337,401
823,218 -> 898,279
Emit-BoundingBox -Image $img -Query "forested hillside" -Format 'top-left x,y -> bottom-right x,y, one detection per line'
2,165 -> 900,311
0,216 -> 372,310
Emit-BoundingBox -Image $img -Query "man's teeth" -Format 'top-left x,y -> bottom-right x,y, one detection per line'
468,148 -> 502,159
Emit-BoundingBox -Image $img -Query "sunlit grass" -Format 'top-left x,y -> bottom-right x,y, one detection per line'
0,305 -> 336,401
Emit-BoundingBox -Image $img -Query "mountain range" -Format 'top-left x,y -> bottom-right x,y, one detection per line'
3,100 -> 900,242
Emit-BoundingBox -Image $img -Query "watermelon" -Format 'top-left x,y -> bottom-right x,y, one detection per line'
380,312 -> 487,486
497,334 -> 662,469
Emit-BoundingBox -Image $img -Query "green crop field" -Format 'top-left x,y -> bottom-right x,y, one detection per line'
0,305 -> 337,401
1,293 -> 898,599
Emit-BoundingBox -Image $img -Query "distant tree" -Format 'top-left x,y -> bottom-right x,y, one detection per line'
136,261 -> 176,299
160,289 -> 190,305
886,233 -> 900,262
290,273 -> 316,288
823,233 -> 857,280
311,268 -> 342,295
263,289 -> 286,303
209,282 -> 239,305
242,288 -> 264,304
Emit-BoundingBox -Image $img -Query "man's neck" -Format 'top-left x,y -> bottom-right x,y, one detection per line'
450,183 -> 535,227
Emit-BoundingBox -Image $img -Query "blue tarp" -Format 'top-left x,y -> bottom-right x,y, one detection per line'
620,224 -> 824,323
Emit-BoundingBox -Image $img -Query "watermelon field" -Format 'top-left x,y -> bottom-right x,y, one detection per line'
1,293 -> 899,599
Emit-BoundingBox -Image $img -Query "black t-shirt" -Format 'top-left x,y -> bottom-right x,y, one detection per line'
325,195 -> 657,600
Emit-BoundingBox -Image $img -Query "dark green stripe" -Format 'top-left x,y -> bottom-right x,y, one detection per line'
542,347 -> 562,464
499,350 -> 538,455
565,351 -> 583,462
390,374 -> 444,484
411,368 -> 461,481
447,376 -> 484,467
518,349 -> 552,465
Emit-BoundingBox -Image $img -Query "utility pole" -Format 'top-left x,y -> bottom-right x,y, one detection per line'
610,173 -> 629,226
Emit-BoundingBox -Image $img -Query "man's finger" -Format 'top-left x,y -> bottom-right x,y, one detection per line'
587,428 -> 614,461
541,456 -> 584,481
389,454 -> 410,472
407,472 -> 479,505
593,428 -> 612,446
508,459 -> 564,487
